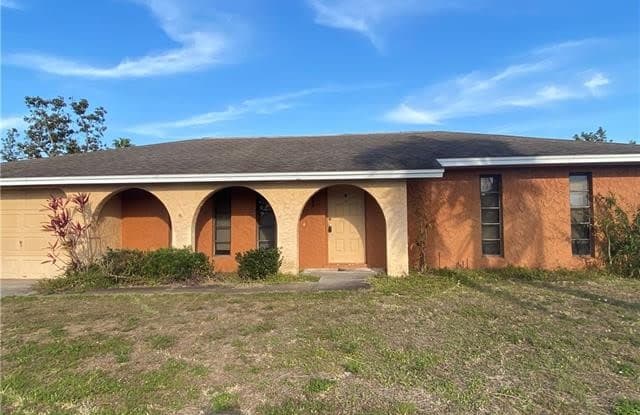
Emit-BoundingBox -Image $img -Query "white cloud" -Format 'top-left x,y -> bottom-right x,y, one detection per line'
0,0 -> 22,10
0,116 -> 25,130
384,40 -> 612,124
128,84 -> 380,136
384,104 -> 440,124
307,0 -> 459,49
6,0 -> 239,78
584,73 -> 610,93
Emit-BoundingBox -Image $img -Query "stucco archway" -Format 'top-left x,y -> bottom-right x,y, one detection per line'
298,184 -> 387,271
94,188 -> 172,253
193,186 -> 278,272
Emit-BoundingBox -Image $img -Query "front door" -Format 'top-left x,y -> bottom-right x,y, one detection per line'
327,186 -> 366,264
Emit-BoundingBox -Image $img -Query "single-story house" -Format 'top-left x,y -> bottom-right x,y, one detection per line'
1,131 -> 639,278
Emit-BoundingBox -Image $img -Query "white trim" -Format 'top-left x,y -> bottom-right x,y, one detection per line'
0,169 -> 445,186
437,154 -> 640,167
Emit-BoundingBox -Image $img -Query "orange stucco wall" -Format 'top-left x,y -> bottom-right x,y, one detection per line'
195,188 -> 258,272
407,165 -> 640,270
299,188 -> 387,269
365,193 -> 387,269
299,189 -> 328,269
120,189 -> 171,250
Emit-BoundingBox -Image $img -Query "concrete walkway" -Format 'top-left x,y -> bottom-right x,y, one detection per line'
0,279 -> 40,297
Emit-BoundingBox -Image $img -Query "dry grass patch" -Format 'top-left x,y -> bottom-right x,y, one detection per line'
2,271 -> 639,414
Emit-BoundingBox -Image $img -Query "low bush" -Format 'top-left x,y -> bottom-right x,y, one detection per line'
235,247 -> 282,280
37,248 -> 214,293
141,248 -> 213,282
100,249 -> 147,281
594,194 -> 640,278
101,248 -> 213,283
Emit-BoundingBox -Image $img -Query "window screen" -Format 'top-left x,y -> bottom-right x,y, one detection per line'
480,175 -> 502,255
257,196 -> 276,249
569,174 -> 592,256
214,189 -> 231,255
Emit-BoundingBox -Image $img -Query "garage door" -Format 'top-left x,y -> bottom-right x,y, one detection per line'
1,188 -> 64,279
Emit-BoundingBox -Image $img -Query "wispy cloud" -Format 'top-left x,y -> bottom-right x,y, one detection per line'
5,0 -> 241,78
384,39 -> 613,124
0,0 -> 22,10
0,116 -> 25,130
307,0 -> 461,49
128,84 -> 383,136
584,73 -> 610,93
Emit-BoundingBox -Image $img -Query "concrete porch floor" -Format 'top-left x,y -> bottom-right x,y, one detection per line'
304,269 -> 377,290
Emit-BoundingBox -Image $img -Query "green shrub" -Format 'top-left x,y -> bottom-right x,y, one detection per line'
595,194 -> 640,278
101,248 -> 213,283
235,247 -> 282,280
38,248 -> 214,293
100,249 -> 147,281
142,248 -> 213,282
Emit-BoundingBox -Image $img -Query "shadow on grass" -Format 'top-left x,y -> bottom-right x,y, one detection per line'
451,274 -> 639,319
518,280 -> 640,312
452,275 -> 559,316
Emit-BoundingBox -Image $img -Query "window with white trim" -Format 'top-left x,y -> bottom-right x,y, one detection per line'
569,173 -> 592,256
480,175 -> 502,256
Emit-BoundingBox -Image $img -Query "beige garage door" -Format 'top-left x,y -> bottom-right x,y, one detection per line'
1,188 -> 63,279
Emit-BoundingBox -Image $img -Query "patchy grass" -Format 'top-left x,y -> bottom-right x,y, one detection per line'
306,378 -> 336,393
209,391 -> 240,413
613,399 -> 640,415
3,271 -> 639,414
216,272 -> 320,285
146,334 -> 177,350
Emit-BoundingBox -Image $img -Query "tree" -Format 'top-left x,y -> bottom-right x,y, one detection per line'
113,137 -> 134,148
1,96 -> 108,161
1,128 -> 21,162
573,127 -> 610,143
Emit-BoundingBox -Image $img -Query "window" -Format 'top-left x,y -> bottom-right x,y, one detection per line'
480,175 -> 502,255
214,189 -> 231,255
570,173 -> 592,256
257,196 -> 276,249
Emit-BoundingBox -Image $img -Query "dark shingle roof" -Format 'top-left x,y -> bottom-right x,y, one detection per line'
1,131 -> 639,178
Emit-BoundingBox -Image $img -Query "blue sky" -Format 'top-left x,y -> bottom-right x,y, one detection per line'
1,0 -> 638,145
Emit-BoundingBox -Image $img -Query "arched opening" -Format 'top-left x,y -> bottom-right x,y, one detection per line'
95,188 -> 171,252
194,186 -> 277,272
299,185 -> 387,271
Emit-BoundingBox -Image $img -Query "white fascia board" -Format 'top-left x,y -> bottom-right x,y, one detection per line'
436,154 -> 640,167
0,169 -> 445,186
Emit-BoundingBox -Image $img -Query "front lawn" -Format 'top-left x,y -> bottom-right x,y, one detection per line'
2,271 -> 639,414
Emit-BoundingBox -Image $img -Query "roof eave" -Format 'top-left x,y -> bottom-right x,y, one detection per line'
436,154 -> 640,167
0,169 -> 445,186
